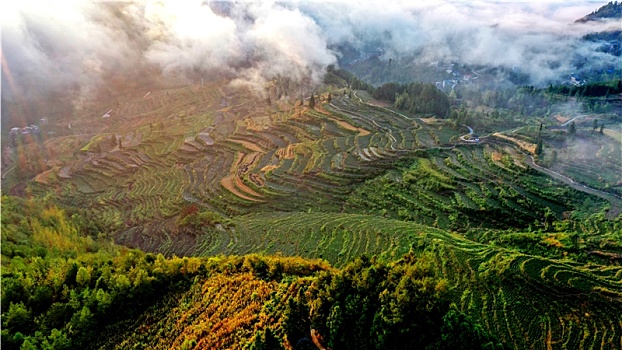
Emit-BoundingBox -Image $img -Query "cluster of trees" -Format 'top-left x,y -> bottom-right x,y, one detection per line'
577,1 -> 622,22
1,195 -> 337,350
283,253 -> 505,350
176,204 -> 233,230
373,82 -> 450,117
0,196 -> 208,349
546,80 -> 622,98
324,66 -> 374,93
394,83 -> 450,117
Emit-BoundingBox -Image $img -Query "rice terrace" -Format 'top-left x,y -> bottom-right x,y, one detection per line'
1,1 -> 622,349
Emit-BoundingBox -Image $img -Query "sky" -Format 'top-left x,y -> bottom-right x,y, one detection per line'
1,1 -> 618,110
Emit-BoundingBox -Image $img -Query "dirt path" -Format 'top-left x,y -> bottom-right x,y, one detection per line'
353,90 -> 413,121
561,114 -> 589,126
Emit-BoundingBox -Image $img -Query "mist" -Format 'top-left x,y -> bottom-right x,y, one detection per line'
1,1 -> 618,113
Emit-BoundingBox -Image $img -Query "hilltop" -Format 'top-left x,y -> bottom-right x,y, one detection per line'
576,1 -> 622,22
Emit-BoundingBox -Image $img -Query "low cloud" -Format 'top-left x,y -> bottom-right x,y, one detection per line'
1,1 -> 617,110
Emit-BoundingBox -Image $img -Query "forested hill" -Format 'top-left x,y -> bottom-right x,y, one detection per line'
576,1 -> 622,22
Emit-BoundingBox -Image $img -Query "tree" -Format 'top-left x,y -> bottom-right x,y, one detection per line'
568,121 -> 576,136
593,119 -> 598,132
550,150 -> 558,166
110,134 -> 117,146
3,302 -> 32,332
432,310 -> 505,350
248,328 -> 284,350
20,339 -> 37,350
327,93 -> 332,104
76,267 -> 91,286
309,94 -> 316,109
535,138 -> 543,156
600,124 -> 604,134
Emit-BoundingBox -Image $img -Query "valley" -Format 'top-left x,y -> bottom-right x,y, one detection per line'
2,2 -> 622,349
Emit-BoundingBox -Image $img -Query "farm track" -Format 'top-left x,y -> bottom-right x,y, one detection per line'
523,155 -> 622,219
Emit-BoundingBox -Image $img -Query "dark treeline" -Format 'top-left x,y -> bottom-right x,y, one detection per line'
325,67 -> 451,117
374,82 -> 451,117
546,79 -> 622,97
577,1 -> 622,22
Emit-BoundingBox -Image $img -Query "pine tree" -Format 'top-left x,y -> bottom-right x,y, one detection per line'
535,137 -> 543,156
593,119 -> 598,132
600,124 -> 604,134
309,94 -> 316,109
327,93 -> 332,104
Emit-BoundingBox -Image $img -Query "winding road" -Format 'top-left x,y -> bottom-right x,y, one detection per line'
523,154 -> 622,219
342,90 -> 621,219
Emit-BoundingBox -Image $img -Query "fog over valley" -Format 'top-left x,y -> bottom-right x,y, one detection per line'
1,3 -> 621,350
2,1 -> 619,106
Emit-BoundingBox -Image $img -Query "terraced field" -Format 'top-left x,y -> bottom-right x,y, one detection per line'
190,212 -> 622,350
345,143 -> 608,230
6,78 -> 622,350
19,81 -> 618,258
30,83 -> 473,254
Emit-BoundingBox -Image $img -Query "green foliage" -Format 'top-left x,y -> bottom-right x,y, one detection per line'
247,328 -> 284,350
392,82 -> 450,117
0,195 -> 212,350
547,79 -> 622,97
346,147 -> 604,231
285,253 -> 501,350
432,310 -> 506,350
372,82 -> 402,101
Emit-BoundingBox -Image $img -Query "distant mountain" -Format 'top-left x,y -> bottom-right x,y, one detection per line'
578,2 -> 622,56
576,1 -> 622,22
